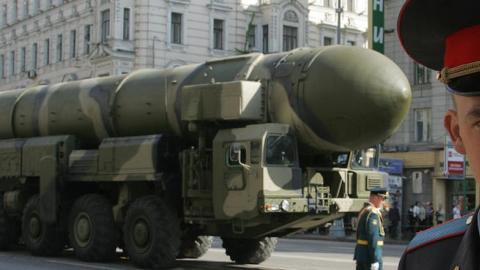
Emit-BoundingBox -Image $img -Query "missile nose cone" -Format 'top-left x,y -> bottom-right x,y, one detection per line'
300,46 -> 411,151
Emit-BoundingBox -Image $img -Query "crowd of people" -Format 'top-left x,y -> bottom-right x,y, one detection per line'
406,202 -> 434,233
318,199 -> 464,241
403,202 -> 464,236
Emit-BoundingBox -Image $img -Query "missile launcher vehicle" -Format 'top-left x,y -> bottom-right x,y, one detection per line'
0,46 -> 411,268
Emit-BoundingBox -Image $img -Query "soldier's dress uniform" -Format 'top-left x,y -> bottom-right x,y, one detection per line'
398,211 -> 478,270
354,202 -> 385,270
397,0 -> 480,270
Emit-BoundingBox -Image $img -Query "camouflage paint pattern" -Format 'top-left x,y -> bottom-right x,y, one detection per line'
0,46 -> 412,239
0,46 -> 411,153
213,124 -> 301,220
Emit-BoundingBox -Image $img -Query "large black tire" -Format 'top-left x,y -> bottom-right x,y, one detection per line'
22,195 -> 65,256
178,235 -> 213,259
68,194 -> 118,262
222,237 -> 277,264
123,196 -> 181,269
0,199 -> 19,250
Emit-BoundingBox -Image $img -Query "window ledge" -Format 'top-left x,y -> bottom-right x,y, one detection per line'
210,48 -> 229,56
168,43 -> 187,51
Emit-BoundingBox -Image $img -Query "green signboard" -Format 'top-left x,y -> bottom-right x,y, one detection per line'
369,0 -> 384,54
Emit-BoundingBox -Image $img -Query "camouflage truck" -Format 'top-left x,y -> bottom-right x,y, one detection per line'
0,46 -> 411,269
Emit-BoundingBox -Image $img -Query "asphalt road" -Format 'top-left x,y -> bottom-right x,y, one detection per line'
0,238 -> 406,270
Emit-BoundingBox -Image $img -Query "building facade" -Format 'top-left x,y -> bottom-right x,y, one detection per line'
383,0 -> 478,232
0,0 -> 369,91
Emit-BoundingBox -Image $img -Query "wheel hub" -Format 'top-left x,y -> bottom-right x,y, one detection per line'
29,216 -> 41,239
74,213 -> 92,247
133,219 -> 150,248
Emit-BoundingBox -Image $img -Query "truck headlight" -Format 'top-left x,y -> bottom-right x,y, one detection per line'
280,200 -> 290,212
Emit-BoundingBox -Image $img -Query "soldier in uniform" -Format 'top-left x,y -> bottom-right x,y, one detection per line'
354,188 -> 387,270
398,0 -> 480,269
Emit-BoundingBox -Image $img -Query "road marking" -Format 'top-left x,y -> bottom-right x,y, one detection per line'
273,253 -> 398,267
179,261 -> 288,270
44,259 -> 130,270
209,248 -> 398,267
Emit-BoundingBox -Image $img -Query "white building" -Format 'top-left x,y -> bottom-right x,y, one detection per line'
383,0 -> 451,152
0,0 -> 368,91
382,0 -> 477,223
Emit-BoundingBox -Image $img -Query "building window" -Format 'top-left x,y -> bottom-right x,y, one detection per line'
323,0 -> 331,7
262,25 -> 269,53
171,12 -> 182,44
346,40 -> 356,46
9,50 -> 14,75
23,0 -> 29,18
32,43 -> 37,70
414,108 -> 431,142
20,47 -> 26,72
57,34 -> 63,62
70,29 -> 76,58
213,19 -> 224,50
247,24 -> 256,50
84,24 -> 92,55
1,4 -> 6,27
0,54 -> 4,78
44,38 -> 50,65
12,1 -> 17,22
323,36 -> 333,46
414,63 -> 431,85
101,9 -> 110,44
123,8 -> 130,40
33,0 -> 39,15
347,0 -> 355,12
283,25 -> 298,51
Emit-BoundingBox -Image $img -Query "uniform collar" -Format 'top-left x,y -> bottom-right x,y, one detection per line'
450,208 -> 480,270
367,202 -> 381,214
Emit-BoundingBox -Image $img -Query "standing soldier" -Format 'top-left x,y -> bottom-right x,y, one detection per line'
398,0 -> 480,269
388,203 -> 400,239
354,188 -> 387,270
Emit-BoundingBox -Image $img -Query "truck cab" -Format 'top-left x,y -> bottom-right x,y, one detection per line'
213,124 -> 303,221
186,123 -> 388,238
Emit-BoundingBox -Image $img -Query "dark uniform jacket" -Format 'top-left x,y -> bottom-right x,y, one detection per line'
354,204 -> 385,270
398,209 -> 479,270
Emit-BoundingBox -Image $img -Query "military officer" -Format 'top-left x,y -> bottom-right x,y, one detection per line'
354,188 -> 387,270
398,0 -> 480,269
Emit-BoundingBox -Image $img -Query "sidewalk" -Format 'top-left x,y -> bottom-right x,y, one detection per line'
287,232 -> 409,245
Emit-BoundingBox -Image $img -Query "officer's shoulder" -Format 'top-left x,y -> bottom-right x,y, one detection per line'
364,206 -> 380,217
405,213 -> 473,253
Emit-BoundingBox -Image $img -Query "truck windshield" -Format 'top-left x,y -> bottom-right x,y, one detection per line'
351,146 -> 380,170
265,134 -> 296,166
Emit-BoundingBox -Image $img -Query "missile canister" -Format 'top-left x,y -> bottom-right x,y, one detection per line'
0,46 -> 411,152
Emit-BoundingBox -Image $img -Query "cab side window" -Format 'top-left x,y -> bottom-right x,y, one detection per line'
226,143 -> 246,167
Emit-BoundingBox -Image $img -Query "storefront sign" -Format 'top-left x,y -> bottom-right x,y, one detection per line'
368,0 -> 384,53
379,158 -> 403,175
445,136 -> 465,179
